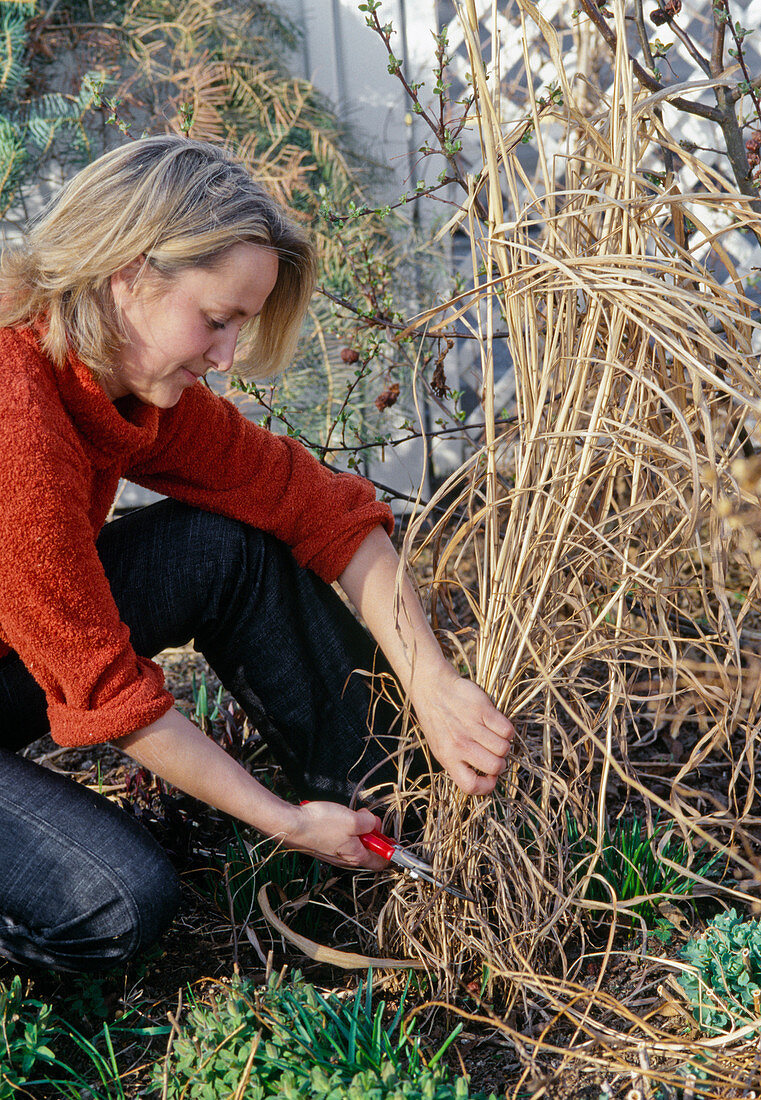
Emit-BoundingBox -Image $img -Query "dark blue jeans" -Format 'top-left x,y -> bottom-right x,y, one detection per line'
0,501 -> 398,972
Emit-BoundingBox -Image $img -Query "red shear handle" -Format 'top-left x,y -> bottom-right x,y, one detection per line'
359,829 -> 396,861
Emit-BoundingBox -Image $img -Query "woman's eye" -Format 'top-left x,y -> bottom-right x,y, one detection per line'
207,317 -> 226,331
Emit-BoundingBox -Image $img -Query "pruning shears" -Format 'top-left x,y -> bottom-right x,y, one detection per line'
300,801 -> 472,901
359,827 -> 474,902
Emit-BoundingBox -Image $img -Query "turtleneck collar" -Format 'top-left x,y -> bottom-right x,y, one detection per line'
52,342 -> 162,461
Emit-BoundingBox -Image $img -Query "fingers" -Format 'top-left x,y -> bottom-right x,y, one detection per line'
288,802 -> 387,870
445,711 -> 516,796
449,761 -> 499,796
482,709 -> 516,739
482,713 -> 517,750
353,808 -> 382,836
450,733 -> 511,795
345,808 -> 385,869
469,724 -> 511,760
352,848 -> 388,871
336,829 -> 387,870
462,741 -> 508,777
450,716 -> 513,777
463,701 -> 516,780
438,680 -> 516,774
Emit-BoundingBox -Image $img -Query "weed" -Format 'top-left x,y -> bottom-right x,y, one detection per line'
652,918 -> 676,945
58,973 -> 112,1026
190,670 -> 224,729
0,975 -> 56,1098
0,973 -> 170,1098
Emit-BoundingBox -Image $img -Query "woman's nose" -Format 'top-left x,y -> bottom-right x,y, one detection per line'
207,328 -> 238,372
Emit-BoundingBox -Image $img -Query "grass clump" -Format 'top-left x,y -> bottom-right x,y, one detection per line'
199,825 -> 322,931
678,908 -> 761,1036
566,814 -> 721,925
159,970 -> 499,1099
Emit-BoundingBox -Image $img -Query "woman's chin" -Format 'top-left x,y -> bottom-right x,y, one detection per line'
144,377 -> 194,408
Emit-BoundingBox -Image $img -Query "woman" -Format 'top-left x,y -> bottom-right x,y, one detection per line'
0,136 -> 514,972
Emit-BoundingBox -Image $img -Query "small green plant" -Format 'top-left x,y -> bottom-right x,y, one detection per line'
0,975 -> 56,1098
198,825 -> 322,929
652,918 -> 676,945
678,908 -> 761,1034
566,814 -> 721,924
190,670 -> 224,729
0,972 -> 168,1098
58,974 -> 112,1026
158,970 -> 498,1099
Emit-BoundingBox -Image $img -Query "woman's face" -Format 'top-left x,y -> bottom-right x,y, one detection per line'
105,242 -> 279,407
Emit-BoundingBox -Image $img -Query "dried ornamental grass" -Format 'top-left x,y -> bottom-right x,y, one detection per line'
371,0 -> 761,1089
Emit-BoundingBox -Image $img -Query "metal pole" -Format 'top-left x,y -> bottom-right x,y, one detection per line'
294,0 -> 312,80
397,0 -> 436,489
330,0 -> 349,118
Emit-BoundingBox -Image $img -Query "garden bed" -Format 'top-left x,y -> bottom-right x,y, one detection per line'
3,636 -> 757,1099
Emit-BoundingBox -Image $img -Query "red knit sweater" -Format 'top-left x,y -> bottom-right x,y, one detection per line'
0,326 -> 393,748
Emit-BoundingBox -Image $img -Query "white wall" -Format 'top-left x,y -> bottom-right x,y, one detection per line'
283,0 -> 438,198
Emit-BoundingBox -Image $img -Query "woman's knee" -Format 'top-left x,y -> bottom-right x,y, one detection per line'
116,845 -> 182,960
0,753 -> 181,972
0,848 -> 180,973
98,500 -> 271,655
70,834 -> 181,968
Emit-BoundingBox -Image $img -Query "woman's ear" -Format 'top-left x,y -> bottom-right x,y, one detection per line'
110,255 -> 147,307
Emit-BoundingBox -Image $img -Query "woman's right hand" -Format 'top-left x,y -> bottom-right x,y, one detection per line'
284,800 -> 388,870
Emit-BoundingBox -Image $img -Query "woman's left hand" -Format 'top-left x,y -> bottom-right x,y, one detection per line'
411,667 -> 515,796
339,528 -> 515,796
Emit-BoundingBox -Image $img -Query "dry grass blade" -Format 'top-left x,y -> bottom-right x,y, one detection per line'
375,0 -> 761,1089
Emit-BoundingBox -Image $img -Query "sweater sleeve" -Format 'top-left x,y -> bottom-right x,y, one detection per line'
0,372 -> 174,748
127,384 -> 394,583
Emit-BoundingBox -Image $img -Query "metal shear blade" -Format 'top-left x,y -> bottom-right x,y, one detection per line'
360,828 -> 474,902
390,848 -> 474,902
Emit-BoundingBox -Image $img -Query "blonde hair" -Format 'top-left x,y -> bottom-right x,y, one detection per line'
0,136 -> 316,378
